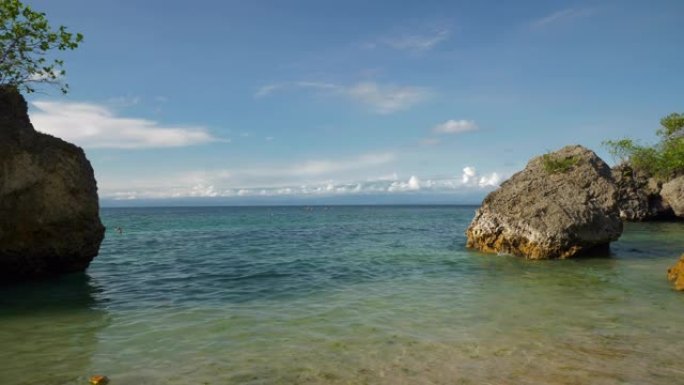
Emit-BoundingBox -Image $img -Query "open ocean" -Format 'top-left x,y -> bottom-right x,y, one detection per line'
1,205 -> 683,385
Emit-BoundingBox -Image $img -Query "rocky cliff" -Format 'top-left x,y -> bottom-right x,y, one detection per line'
466,145 -> 623,259
0,87 -> 105,281
612,165 -> 683,221
611,165 -> 674,220
661,176 -> 684,218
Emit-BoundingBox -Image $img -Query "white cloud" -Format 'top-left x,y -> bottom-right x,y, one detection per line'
190,184 -> 218,197
420,138 -> 441,146
388,175 -> 421,192
479,173 -> 501,187
380,28 -> 450,52
347,82 -> 429,114
461,166 -> 501,187
31,101 -> 218,149
107,96 -> 141,107
151,152 -> 398,193
100,161 -> 504,200
462,166 -> 477,184
531,8 -> 596,29
254,81 -> 339,98
294,81 -> 339,90
433,119 -> 479,134
362,26 -> 451,52
370,172 -> 399,181
408,175 -> 421,190
28,69 -> 62,82
101,172 -> 503,200
271,152 -> 396,178
254,81 -> 429,114
254,84 -> 284,98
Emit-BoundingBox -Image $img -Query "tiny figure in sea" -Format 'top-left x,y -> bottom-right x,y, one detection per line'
115,226 -> 123,235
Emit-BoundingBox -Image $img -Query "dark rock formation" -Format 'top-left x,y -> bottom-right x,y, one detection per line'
612,165 -> 674,221
466,145 -> 623,259
667,254 -> 684,291
0,86 -> 105,281
661,176 -> 684,218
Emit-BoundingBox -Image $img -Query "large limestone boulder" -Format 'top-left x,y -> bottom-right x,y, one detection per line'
0,87 -> 105,281
661,176 -> 684,218
466,145 -> 623,259
612,165 -> 673,220
667,254 -> 684,291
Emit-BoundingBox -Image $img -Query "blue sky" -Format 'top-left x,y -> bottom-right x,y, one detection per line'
25,0 -> 684,205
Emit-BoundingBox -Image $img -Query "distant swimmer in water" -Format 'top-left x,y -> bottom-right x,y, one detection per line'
115,227 -> 123,234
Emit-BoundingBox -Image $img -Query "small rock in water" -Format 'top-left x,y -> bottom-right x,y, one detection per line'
89,375 -> 109,385
667,254 -> 684,291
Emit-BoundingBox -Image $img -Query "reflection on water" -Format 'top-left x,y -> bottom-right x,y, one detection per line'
0,274 -> 109,385
0,207 -> 682,385
0,272 -> 105,313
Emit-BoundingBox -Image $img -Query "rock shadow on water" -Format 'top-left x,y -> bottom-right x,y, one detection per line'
0,273 -> 110,385
0,272 -> 105,312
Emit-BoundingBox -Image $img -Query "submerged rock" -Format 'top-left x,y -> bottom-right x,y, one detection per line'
661,176 -> 684,218
667,254 -> 684,291
466,145 -> 623,259
612,165 -> 674,221
0,87 -> 105,281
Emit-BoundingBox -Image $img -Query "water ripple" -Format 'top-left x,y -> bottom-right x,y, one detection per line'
1,206 -> 683,385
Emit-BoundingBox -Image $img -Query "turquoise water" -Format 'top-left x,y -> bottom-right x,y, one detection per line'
1,206 -> 683,385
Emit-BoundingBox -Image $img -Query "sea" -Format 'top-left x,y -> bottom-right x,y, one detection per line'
1,205 -> 683,385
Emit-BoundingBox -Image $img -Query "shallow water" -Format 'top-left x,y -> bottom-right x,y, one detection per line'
1,206 -> 683,385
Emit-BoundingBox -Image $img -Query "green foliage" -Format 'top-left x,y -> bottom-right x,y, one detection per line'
629,145 -> 661,174
659,113 -> 684,138
660,137 -> 684,173
603,138 -> 636,164
0,0 -> 83,94
603,113 -> 684,177
541,153 -> 580,174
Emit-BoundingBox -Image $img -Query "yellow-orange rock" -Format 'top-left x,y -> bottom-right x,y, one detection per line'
667,254 -> 684,291
89,375 -> 109,385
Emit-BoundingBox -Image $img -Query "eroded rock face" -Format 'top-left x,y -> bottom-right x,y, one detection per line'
612,165 -> 674,221
0,87 -> 105,281
661,176 -> 684,218
667,254 -> 684,291
466,145 -> 623,259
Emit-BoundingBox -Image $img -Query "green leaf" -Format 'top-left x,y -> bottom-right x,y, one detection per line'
0,0 -> 83,94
